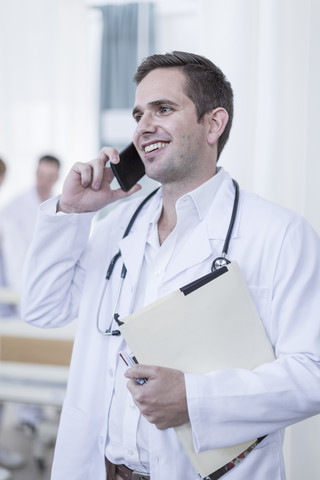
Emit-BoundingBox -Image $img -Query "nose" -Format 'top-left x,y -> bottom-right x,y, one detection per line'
134,111 -> 157,138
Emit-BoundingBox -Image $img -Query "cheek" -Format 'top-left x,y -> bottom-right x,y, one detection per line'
132,130 -> 140,149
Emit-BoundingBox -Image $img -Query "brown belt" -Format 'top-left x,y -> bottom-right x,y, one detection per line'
105,457 -> 150,480
106,436 -> 265,480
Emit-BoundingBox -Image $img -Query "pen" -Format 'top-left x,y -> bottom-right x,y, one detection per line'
119,351 -> 147,385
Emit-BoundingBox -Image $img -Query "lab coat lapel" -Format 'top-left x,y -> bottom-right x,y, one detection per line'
164,221 -> 213,281
206,172 -> 240,242
164,172 -> 239,282
118,192 -> 160,288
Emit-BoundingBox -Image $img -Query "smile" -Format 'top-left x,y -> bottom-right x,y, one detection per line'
144,142 -> 169,153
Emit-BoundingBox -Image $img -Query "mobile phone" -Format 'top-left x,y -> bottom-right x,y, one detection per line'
111,143 -> 145,192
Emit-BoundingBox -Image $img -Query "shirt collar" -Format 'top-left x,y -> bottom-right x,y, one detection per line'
176,167 -> 225,221
146,167 -> 225,246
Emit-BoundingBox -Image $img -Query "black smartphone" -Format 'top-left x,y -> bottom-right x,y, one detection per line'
111,143 -> 145,192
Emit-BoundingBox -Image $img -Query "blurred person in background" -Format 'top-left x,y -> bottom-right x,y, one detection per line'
1,155 -> 60,294
0,160 -> 5,187
0,158 -> 16,317
0,156 -> 25,480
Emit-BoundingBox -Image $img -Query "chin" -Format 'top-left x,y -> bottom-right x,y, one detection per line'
144,165 -> 162,182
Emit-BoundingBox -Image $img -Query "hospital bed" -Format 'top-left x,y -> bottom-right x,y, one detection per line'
0,299 -> 76,470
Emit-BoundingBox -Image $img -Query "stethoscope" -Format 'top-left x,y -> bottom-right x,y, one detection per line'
96,179 -> 239,336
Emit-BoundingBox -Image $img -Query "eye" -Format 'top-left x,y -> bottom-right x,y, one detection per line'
133,113 -> 143,123
159,106 -> 172,114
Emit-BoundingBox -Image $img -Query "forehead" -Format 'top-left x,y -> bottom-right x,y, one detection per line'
37,161 -> 59,174
134,68 -> 189,106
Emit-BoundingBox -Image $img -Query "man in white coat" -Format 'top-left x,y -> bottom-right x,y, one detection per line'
1,154 -> 60,294
21,52 -> 320,480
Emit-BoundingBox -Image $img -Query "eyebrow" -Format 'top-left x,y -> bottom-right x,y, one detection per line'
132,99 -> 180,117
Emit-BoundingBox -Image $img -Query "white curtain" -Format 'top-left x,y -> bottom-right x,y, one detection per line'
197,1 -> 320,477
0,0 -> 98,203
98,2 -> 155,150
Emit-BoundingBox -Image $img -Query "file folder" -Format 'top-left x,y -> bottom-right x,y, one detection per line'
119,262 -> 275,477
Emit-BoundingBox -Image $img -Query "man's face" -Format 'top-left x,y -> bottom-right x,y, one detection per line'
132,68 -> 215,189
0,173 -> 5,188
36,161 -> 59,200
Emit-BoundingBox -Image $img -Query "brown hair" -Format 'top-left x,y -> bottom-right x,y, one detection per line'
38,154 -> 61,169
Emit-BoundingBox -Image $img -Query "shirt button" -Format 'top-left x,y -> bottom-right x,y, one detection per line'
128,449 -> 134,456
108,369 -> 114,378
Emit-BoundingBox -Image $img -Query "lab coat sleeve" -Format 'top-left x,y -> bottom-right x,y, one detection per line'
185,216 -> 320,452
21,196 -> 95,328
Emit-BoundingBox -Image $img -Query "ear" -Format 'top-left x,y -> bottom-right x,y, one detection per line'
206,108 -> 229,145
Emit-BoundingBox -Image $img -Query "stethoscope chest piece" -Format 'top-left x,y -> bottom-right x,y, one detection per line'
211,256 -> 231,272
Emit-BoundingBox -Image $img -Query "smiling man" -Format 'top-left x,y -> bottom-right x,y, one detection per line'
22,52 -> 320,480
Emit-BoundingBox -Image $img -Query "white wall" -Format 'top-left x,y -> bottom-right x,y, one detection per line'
196,0 -> 320,236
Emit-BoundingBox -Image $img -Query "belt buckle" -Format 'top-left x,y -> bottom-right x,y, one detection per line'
132,471 -> 150,480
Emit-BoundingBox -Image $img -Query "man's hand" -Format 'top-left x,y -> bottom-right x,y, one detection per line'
125,365 -> 189,430
57,147 -> 141,213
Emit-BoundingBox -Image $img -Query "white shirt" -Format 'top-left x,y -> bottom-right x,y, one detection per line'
105,170 -> 225,472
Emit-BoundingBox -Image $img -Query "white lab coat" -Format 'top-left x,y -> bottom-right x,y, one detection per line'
21,169 -> 320,480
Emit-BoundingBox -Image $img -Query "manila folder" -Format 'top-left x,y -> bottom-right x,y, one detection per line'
119,261 -> 275,478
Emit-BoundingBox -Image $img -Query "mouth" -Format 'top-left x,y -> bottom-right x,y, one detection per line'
143,141 -> 169,154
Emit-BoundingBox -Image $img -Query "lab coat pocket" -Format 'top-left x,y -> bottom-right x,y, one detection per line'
51,403 -> 97,479
55,402 -> 89,451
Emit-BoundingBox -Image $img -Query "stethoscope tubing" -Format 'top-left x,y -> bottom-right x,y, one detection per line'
221,179 -> 239,257
96,179 -> 239,335
96,188 -> 160,335
211,179 -> 239,271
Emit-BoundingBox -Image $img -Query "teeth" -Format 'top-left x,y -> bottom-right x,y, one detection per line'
144,142 -> 168,153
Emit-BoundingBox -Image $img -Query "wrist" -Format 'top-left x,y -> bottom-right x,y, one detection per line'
56,199 -> 81,214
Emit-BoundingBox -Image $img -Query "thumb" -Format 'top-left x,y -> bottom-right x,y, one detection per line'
124,363 -> 151,380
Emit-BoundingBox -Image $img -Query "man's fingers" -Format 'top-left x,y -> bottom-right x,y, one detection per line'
71,162 -> 93,188
72,158 -> 110,191
97,147 -> 120,165
58,146 -> 139,214
89,157 -> 108,190
90,147 -> 121,190
124,365 -> 189,430
125,364 -> 154,381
